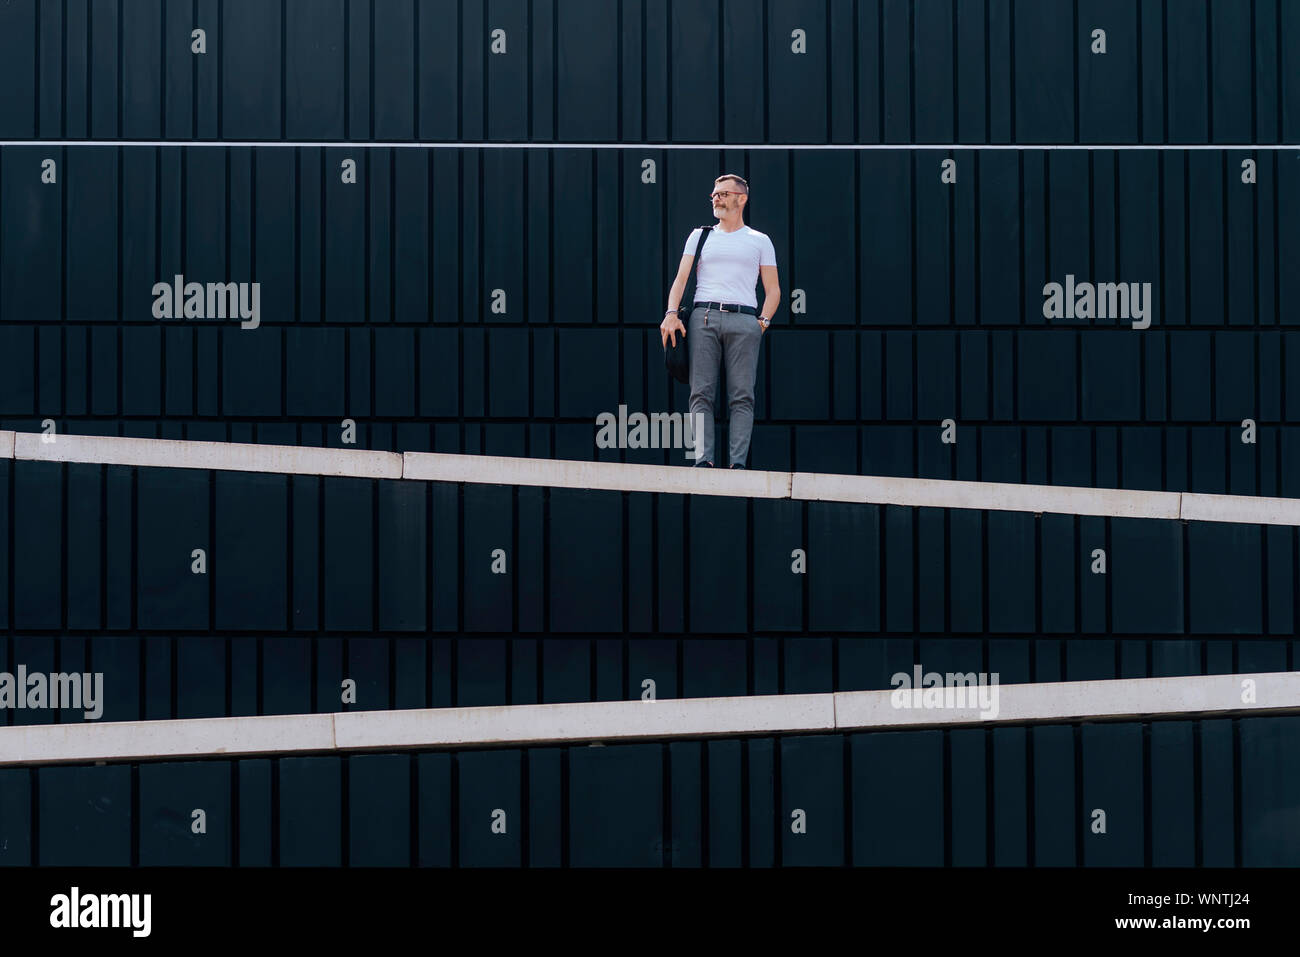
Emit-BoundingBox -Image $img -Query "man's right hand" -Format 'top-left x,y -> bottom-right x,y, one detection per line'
660,313 -> 686,348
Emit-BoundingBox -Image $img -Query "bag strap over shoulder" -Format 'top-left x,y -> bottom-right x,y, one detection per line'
684,225 -> 713,305
691,225 -> 712,269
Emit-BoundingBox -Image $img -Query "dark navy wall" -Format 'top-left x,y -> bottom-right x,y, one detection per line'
0,460 -> 1295,724
2,716 -> 1298,866
1,0 -> 1298,144
0,1 -> 1296,869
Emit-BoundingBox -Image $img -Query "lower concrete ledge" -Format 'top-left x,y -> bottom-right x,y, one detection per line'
1,673 -> 1295,767
332,693 -> 833,750
833,671 -> 1300,730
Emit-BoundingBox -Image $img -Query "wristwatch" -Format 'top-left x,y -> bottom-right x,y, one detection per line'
757,315 -> 771,329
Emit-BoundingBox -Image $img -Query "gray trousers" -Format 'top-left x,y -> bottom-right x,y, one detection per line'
687,304 -> 764,466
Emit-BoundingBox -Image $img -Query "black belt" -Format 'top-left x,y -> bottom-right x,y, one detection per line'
695,301 -> 758,316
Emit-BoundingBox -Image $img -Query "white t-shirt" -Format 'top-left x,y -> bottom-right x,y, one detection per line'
682,224 -> 777,309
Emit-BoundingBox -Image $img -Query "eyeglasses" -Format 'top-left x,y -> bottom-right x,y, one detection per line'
710,190 -> 745,200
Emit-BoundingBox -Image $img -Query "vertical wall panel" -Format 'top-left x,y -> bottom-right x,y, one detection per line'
852,730 -> 943,865
215,473 -> 288,631
223,0 -> 281,138
139,761 -> 231,865
0,770 -> 31,866
0,2 -> 36,136
687,496 -> 747,633
569,743 -> 662,867
13,461 -> 61,629
39,765 -> 131,865
781,735 -> 844,866
1014,0 -> 1073,142
1150,721 -> 1196,866
279,756 -> 341,866
323,478 -> 373,630
349,753 -> 410,866
809,502 -> 879,632
1240,717 -> 1300,865
1082,723 -> 1144,865
1078,0 -> 1138,141
137,468 -> 209,630
549,489 -> 621,633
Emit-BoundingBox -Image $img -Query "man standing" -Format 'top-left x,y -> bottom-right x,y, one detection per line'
660,174 -> 781,468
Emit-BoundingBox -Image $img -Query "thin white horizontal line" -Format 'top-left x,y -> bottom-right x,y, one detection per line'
0,140 -> 1296,151
8,430 -> 1300,524
0,673 -> 1294,765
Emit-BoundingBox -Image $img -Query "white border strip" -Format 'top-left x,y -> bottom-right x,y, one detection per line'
1,140 -> 1296,151
14,431 -> 402,479
402,451 -> 791,498
8,430 -> 1300,525
1,673 -> 1295,766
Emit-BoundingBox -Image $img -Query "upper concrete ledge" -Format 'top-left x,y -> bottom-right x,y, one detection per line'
402,450 -> 792,498
0,713 -> 336,766
7,430 -> 1300,525
14,432 -> 403,479
792,472 -> 1182,520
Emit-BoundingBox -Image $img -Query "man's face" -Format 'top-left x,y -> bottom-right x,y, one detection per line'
711,181 -> 746,215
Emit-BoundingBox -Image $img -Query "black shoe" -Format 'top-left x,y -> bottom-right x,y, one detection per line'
694,460 -> 714,467
731,463 -> 746,470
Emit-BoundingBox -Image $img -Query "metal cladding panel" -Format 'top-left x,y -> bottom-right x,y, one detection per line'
136,467 -> 210,630
454,748 -> 520,868
278,756 -> 342,867
13,461 -> 61,630
568,742 -> 662,868
37,764 -> 132,866
1240,716 -> 1300,866
1082,723 -> 1145,866
348,753 -> 411,867
780,734 -> 844,866
138,761 -> 232,866
851,730 -> 943,865
0,769 -> 32,866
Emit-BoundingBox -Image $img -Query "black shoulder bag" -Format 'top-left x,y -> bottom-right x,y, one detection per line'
664,225 -> 712,384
